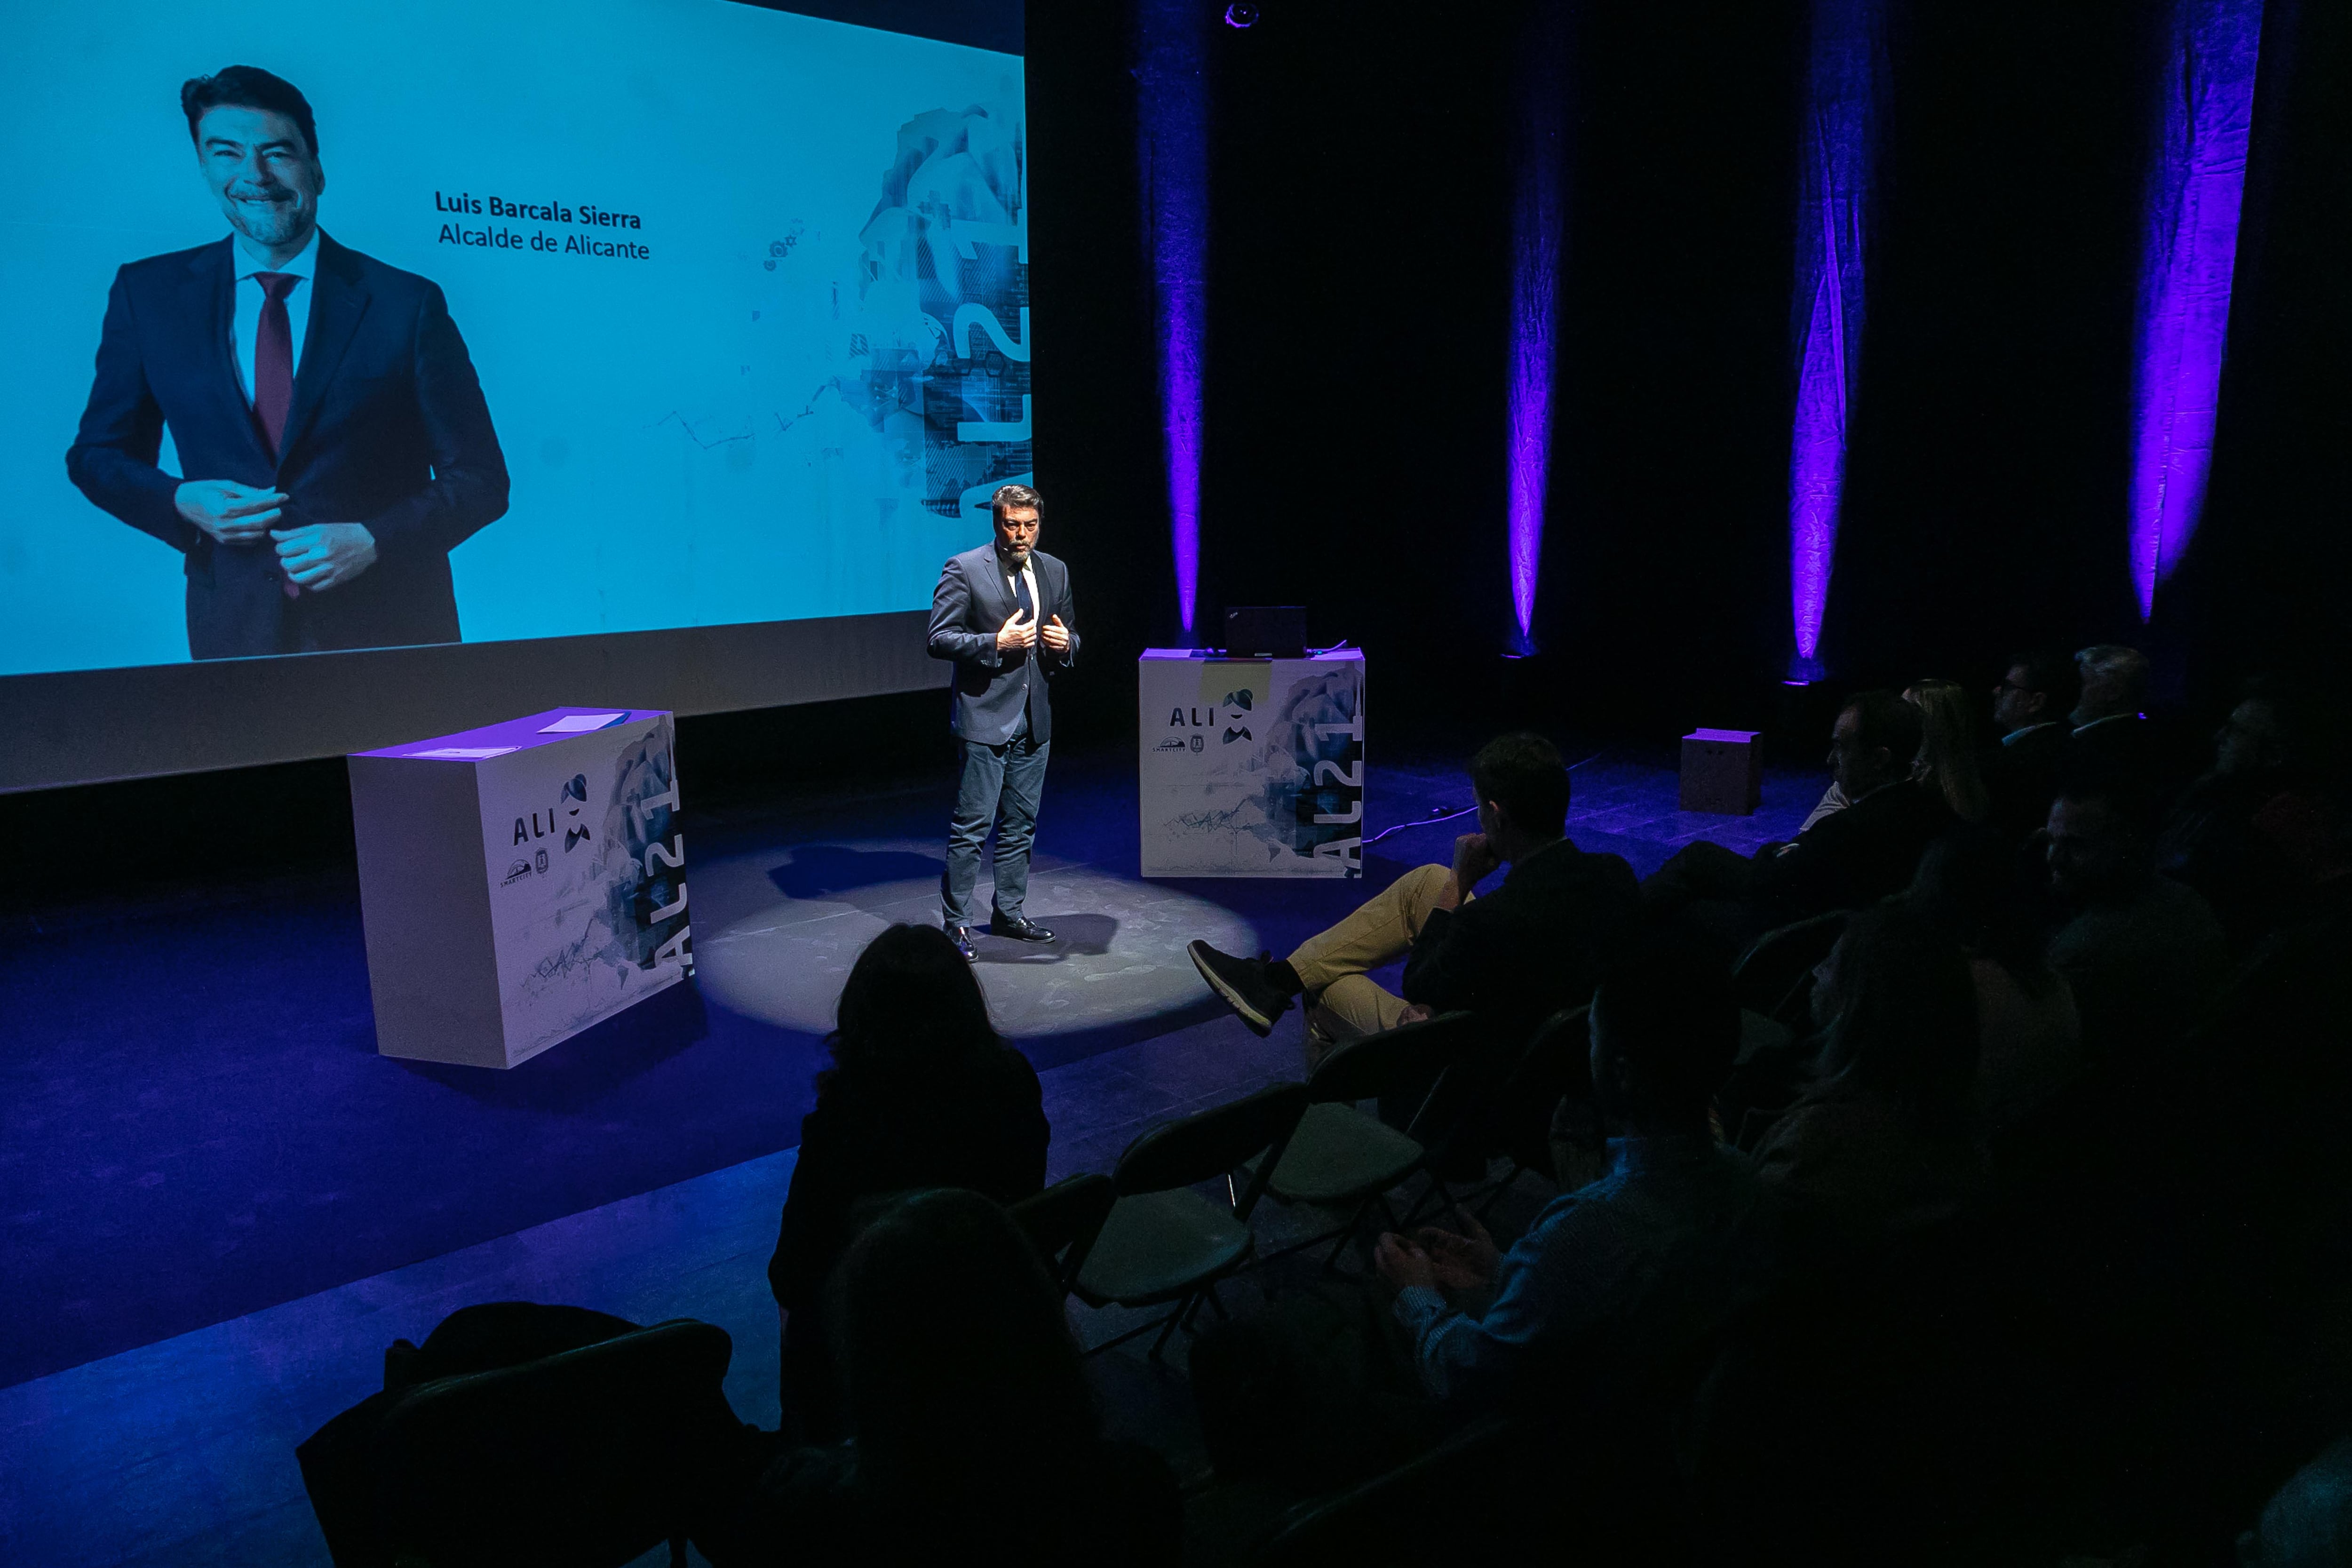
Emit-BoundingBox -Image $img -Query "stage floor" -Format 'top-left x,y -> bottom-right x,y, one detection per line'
0,742 -> 1823,1563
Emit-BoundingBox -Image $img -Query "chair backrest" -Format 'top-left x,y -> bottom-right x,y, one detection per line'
1415,1006 -> 1589,1167
1732,910 -> 1850,1022
1109,1081 -> 1310,1218
1499,1005 -> 1591,1106
1008,1172 -> 1116,1294
1303,1010 -> 1481,1108
373,1318 -> 746,1568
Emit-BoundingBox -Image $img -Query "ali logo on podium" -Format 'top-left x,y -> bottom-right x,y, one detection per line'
511,774 -> 595,852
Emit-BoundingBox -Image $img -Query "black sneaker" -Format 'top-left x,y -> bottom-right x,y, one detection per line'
1187,941 -> 1292,1037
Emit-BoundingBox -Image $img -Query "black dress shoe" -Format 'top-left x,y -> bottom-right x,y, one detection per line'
992,913 -> 1056,943
947,925 -> 977,962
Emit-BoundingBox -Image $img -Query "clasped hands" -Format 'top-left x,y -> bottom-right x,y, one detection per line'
995,608 -> 1071,653
175,479 -> 378,592
1374,1215 -> 1502,1294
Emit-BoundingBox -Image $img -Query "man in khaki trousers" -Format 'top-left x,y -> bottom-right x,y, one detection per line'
1188,734 -> 1640,1066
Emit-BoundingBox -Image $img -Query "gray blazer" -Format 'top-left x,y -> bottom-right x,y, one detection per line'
926,544 -> 1080,744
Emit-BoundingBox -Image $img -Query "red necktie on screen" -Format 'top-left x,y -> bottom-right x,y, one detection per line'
253,272 -> 297,454
252,272 -> 301,597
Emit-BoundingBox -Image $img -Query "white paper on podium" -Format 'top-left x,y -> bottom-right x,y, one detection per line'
408,746 -> 518,760
538,712 -> 628,733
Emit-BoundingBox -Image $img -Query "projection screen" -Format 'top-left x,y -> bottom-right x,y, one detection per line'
0,0 -> 1026,790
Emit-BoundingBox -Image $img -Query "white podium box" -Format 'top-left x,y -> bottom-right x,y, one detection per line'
1139,649 -> 1365,878
348,707 -> 691,1069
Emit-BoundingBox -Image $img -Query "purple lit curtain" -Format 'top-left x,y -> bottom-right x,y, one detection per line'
1785,0 -> 1886,682
1137,0 -> 1212,639
1506,5 -> 1570,656
2129,0 -> 2265,621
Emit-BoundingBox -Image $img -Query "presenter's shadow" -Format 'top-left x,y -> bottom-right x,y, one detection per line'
981,913 -> 1118,962
769,844 -> 945,900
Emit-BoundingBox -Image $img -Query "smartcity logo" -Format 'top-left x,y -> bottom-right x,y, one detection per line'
501,857 -> 532,885
1154,737 -> 1187,752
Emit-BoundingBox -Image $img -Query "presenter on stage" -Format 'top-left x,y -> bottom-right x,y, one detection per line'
928,484 -> 1078,962
67,66 -> 508,661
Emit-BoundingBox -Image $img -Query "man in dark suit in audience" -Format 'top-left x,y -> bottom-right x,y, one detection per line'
2067,645 -> 2157,782
2044,778 -> 2227,1066
1988,650 -> 2079,840
1646,691 -> 1952,944
66,66 -> 508,659
1186,732 -> 1639,1067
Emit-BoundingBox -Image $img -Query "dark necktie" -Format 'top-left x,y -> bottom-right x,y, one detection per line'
1011,565 -> 1036,623
253,272 -> 298,456
254,273 -> 301,599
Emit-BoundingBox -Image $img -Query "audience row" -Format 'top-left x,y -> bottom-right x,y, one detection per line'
301,642 -> 2352,1565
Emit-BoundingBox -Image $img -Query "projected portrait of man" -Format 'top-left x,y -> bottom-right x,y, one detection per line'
66,66 -> 508,660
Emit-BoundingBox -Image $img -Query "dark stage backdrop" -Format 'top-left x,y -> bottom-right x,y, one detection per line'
1031,0 -> 2351,746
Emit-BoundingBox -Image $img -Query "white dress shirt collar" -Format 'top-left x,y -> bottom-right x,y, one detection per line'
231,226 -> 320,283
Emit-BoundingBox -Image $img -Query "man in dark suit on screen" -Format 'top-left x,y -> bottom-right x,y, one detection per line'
67,66 -> 508,660
927,483 -> 1079,962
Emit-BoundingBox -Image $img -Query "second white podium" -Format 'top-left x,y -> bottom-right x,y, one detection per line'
1138,648 -> 1365,878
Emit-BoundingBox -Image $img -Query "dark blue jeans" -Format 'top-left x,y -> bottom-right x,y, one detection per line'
942,725 -> 1050,929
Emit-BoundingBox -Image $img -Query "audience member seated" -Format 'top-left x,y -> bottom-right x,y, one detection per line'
1187,939 -> 1778,1496
2156,678 -> 2348,951
714,1189 -> 1178,1567
1645,690 -> 1950,946
2043,780 -> 2228,1067
1797,677 -> 1990,832
2068,643 -> 2159,782
1905,677 -> 1992,825
1987,648 -> 2080,840
1186,732 -> 1638,1066
2237,1434 -> 2352,1568
1905,831 -> 2084,1134
1749,906 -> 1989,1247
298,1302 -> 684,1567
766,924 -> 1048,1441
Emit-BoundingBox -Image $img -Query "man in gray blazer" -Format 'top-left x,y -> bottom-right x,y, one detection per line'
927,484 -> 1080,960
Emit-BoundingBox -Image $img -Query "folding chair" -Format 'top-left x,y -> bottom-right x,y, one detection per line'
368,1318 -> 748,1568
1731,909 -> 1850,1026
1247,1011 -> 1482,1268
1422,1005 -> 1591,1221
1073,1082 -> 1311,1359
1009,1171 -> 1116,1298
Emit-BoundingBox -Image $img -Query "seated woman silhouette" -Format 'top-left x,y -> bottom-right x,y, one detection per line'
765,923 -> 1049,1440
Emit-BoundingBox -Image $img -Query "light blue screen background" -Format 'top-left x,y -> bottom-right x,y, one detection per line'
0,0 -> 1027,676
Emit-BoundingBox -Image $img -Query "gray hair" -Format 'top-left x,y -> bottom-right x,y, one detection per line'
2074,644 -> 2150,707
989,483 -> 1043,523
